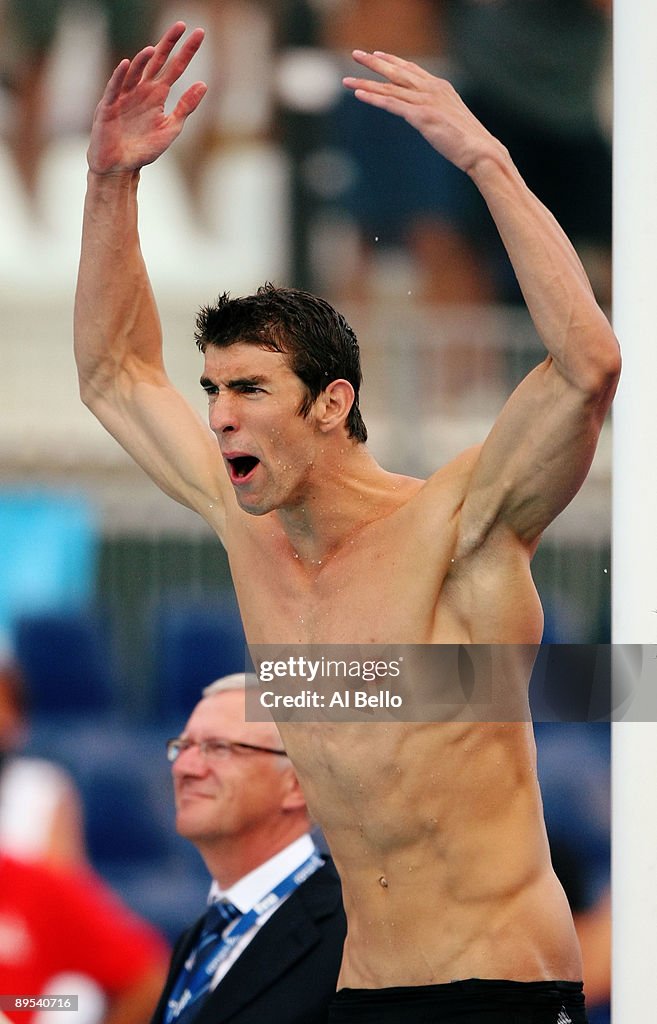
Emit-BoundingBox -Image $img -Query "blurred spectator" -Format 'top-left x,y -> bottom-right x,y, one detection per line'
0,851 -> 169,1024
0,657 -> 86,867
444,0 -> 612,305
151,673 -> 345,1024
293,0 -> 610,309
273,0 -> 499,405
1,0 -> 160,213
161,0 -> 278,223
320,0 -> 495,304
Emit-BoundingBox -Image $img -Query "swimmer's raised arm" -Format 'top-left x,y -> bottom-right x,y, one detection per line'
344,52 -> 620,554
74,24 -> 229,529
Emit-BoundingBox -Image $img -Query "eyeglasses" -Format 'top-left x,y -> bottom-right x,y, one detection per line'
166,737 -> 288,763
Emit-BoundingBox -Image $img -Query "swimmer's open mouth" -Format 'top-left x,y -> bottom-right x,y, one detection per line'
226,455 -> 260,482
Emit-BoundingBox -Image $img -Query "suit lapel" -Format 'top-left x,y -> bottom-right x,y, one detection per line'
150,920 -> 203,1024
191,861 -> 340,1024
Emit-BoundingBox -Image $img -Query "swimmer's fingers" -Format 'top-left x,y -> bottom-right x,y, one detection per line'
141,22 -> 205,89
101,58 -> 131,106
170,81 -> 209,124
343,52 -> 433,122
97,45 -> 153,110
88,23 -> 206,172
347,50 -> 430,96
141,21 -> 188,81
159,27 -> 206,87
342,73 -> 425,129
101,24 -> 204,110
344,51 -> 500,174
121,46 -> 156,92
139,23 -> 207,123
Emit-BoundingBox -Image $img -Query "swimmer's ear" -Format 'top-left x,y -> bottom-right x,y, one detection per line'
315,379 -> 355,434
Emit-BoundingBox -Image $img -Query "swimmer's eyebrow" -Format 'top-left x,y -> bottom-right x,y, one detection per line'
200,375 -> 269,390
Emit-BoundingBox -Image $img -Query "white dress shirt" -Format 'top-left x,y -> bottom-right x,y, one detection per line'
206,833 -> 317,988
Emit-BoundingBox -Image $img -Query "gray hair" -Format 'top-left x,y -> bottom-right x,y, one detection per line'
201,672 -> 259,698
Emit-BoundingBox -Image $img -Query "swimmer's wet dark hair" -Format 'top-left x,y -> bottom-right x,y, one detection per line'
195,283 -> 367,443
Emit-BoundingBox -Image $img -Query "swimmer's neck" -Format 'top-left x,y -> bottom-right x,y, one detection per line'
275,448 -> 420,565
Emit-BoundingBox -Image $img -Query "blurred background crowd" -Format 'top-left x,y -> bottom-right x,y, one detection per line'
0,2 -> 612,1022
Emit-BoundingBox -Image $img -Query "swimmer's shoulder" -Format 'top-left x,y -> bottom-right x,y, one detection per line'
386,445 -> 483,512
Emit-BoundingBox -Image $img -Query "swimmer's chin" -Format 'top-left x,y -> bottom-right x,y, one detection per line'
233,492 -> 278,517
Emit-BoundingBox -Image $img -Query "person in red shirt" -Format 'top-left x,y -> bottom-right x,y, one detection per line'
0,853 -> 169,1024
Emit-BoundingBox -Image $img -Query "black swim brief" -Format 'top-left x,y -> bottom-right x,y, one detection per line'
328,979 -> 587,1023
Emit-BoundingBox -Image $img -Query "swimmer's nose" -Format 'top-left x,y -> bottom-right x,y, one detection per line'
209,395 -> 239,434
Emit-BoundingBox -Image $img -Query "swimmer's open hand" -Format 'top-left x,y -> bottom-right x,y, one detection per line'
87,21 -> 207,175
343,50 -> 503,176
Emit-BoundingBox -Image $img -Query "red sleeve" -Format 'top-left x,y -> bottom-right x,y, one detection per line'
38,865 -> 170,991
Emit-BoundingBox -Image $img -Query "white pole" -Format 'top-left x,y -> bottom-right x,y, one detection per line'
612,1 -> 657,1020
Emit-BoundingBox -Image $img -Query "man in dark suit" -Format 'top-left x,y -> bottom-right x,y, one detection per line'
150,673 -> 345,1024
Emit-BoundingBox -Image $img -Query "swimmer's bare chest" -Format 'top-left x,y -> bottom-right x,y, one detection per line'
225,500 -> 461,645
222,496 -> 540,647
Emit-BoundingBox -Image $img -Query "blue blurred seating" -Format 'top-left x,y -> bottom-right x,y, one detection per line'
150,593 -> 246,722
14,609 -> 117,717
82,763 -> 169,867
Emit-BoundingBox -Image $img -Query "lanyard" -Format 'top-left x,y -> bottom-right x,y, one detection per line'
165,850 -> 324,1023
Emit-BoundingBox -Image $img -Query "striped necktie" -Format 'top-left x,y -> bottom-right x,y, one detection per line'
167,900 -> 241,1023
